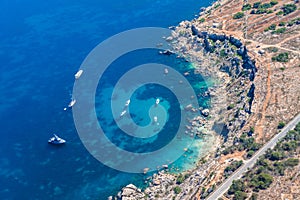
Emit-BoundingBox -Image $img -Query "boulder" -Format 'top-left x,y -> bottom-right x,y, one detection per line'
153,179 -> 161,185
107,196 -> 113,200
191,25 -> 200,36
201,109 -> 210,117
143,168 -> 150,174
122,188 -> 135,197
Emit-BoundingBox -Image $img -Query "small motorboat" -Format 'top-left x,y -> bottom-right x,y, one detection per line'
155,98 -> 160,105
48,134 -> 66,145
68,99 -> 76,108
125,99 -> 130,107
120,110 -> 127,117
153,116 -> 158,123
75,70 -> 83,79
164,68 -> 169,74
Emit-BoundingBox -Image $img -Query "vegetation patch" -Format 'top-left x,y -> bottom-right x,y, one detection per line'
277,121 -> 286,129
224,160 -> 244,178
264,24 -> 276,32
173,186 -> 182,194
271,27 -> 286,34
233,12 -> 245,19
199,18 -> 205,23
250,1 -> 278,14
226,122 -> 300,199
242,4 -> 252,11
275,4 -> 297,16
272,52 -> 289,63
222,131 -> 261,157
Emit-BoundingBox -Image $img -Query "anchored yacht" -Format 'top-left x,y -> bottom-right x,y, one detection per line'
68,99 -> 76,108
48,134 -> 66,145
75,70 -> 83,79
120,110 -> 127,117
155,98 -> 160,105
125,99 -> 130,107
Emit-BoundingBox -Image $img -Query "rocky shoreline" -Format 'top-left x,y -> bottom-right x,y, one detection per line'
109,1 -> 259,199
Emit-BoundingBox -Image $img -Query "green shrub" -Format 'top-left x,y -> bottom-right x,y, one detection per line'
250,193 -> 258,200
251,173 -> 273,190
225,160 -> 243,175
270,0 -> 278,6
282,4 -> 297,16
253,2 -> 261,9
227,104 -> 235,110
242,4 -> 252,11
272,53 -> 289,63
295,122 -> 300,133
276,11 -> 284,15
269,151 -> 285,161
287,18 -> 300,26
233,12 -> 245,19
284,158 -> 299,167
247,150 -> 255,158
272,27 -> 286,34
260,3 -> 272,9
268,47 -> 278,52
278,121 -> 286,129
220,49 -> 227,57
176,174 -> 185,184
173,186 -> 182,194
279,21 -> 286,26
269,24 -> 277,30
256,8 -> 267,14
265,24 -> 276,32
214,3 -> 221,9
282,141 -> 297,151
234,191 -> 248,200
228,180 -> 246,195
199,18 -> 205,23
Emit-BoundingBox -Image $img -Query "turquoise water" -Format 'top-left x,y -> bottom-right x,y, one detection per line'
0,0 -> 213,199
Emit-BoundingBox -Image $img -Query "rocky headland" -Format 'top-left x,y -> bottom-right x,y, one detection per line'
111,0 -> 300,199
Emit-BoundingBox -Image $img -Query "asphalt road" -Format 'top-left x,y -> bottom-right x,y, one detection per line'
207,112 -> 300,200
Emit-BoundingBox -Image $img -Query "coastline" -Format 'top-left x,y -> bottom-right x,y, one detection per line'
111,0 -> 300,199
110,0 -> 256,199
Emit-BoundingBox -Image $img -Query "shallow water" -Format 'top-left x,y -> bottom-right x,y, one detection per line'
0,0 -> 213,199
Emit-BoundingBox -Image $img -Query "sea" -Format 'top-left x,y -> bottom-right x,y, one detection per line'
0,0 -> 213,199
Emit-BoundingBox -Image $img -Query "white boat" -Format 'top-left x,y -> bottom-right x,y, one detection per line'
68,99 -> 76,108
153,116 -> 158,123
125,99 -> 130,107
120,110 -> 127,117
75,70 -> 83,79
48,134 -> 66,145
164,68 -> 169,74
155,98 -> 160,105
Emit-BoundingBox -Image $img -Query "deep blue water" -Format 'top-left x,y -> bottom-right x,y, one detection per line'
0,0 -> 212,199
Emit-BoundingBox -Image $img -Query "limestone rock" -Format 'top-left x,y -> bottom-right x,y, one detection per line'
201,109 -> 210,117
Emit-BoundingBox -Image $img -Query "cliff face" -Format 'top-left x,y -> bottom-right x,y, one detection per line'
171,21 -> 257,146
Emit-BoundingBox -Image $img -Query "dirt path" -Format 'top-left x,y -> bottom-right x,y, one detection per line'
211,26 -> 300,55
255,61 -> 272,142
